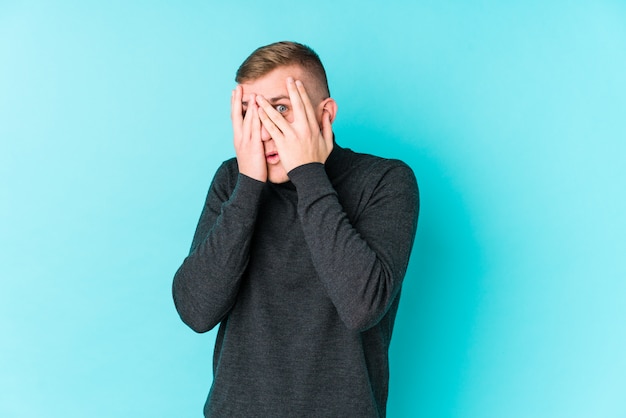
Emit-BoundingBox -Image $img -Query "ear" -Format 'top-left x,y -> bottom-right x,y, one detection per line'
318,97 -> 338,124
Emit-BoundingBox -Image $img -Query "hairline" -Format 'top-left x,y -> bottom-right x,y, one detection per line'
239,64 -> 330,105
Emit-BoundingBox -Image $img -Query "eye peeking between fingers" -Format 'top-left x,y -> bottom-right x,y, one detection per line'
242,103 -> 287,118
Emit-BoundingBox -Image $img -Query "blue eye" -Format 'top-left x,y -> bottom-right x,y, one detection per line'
275,104 -> 288,113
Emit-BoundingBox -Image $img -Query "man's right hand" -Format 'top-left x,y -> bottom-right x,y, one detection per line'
231,85 -> 267,182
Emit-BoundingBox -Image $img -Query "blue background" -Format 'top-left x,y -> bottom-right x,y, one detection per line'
2,1 -> 625,417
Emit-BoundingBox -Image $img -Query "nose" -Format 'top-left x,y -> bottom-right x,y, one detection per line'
261,125 -> 271,142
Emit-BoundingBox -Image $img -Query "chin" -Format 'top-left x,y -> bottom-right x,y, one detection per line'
269,176 -> 290,184
268,170 -> 289,184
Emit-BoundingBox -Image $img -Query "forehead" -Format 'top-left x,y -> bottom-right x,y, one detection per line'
240,65 -> 308,99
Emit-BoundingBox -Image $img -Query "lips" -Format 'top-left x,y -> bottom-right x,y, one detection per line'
265,151 -> 280,164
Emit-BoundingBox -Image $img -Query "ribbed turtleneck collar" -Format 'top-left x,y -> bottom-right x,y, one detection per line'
324,141 -> 349,180
269,139 -> 348,189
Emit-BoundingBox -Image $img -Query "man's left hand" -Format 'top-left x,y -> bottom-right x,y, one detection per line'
256,77 -> 333,174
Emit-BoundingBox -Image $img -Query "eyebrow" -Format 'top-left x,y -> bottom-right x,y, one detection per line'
242,95 -> 290,106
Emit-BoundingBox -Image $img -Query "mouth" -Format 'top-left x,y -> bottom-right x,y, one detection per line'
265,151 -> 280,164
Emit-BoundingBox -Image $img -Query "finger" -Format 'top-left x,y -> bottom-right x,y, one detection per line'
256,95 -> 291,134
251,100 -> 261,142
231,85 -> 244,138
241,93 -> 255,142
258,106 -> 285,143
286,77 -> 306,124
231,85 -> 244,124
322,110 -> 334,148
294,80 -> 317,129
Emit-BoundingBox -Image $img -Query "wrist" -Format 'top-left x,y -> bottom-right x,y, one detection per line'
237,163 -> 267,183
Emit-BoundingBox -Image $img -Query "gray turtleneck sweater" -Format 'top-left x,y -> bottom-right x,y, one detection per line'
173,143 -> 419,417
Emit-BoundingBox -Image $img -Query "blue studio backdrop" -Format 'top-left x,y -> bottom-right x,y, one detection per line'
1,1 -> 625,417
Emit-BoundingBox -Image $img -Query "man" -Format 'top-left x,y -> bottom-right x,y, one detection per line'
173,41 -> 419,417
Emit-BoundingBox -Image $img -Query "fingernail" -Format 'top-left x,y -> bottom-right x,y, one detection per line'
287,77 -> 294,84
295,80 -> 303,87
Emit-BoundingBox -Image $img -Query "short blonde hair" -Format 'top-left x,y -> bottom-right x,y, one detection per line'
235,41 -> 330,98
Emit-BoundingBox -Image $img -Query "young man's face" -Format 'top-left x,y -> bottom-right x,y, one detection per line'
240,65 -> 328,183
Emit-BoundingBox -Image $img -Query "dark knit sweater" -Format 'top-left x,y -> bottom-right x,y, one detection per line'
173,143 -> 419,417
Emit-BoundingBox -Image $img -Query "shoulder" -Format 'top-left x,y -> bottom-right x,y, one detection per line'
336,146 -> 417,192
212,157 -> 239,184
329,146 -> 419,218
214,157 -> 239,178
207,157 -> 240,200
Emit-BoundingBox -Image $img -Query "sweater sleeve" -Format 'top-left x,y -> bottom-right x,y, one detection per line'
288,161 -> 419,332
172,162 -> 265,333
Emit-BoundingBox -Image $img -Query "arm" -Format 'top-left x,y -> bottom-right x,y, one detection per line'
173,85 -> 266,333
256,76 -> 419,331
289,161 -> 419,332
172,165 -> 265,333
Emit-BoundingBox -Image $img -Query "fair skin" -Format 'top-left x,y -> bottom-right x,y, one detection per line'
231,65 -> 338,183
